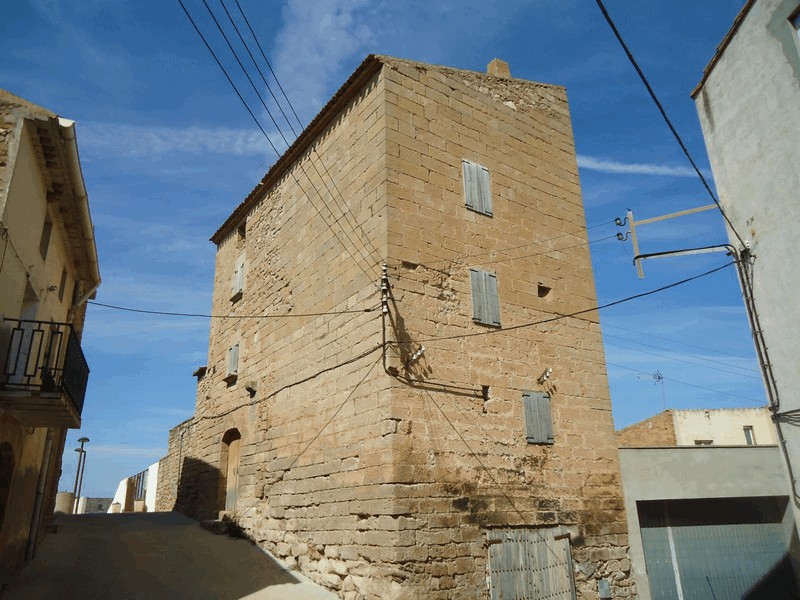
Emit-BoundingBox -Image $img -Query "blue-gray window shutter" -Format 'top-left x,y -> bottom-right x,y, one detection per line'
485,271 -> 501,326
523,391 -> 554,444
470,268 -> 486,324
470,268 -> 501,327
228,344 -> 239,375
463,160 -> 492,216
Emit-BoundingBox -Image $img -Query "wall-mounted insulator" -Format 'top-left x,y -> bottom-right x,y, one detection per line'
409,345 -> 426,363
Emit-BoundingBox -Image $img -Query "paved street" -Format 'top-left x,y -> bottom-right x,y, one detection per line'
3,512 -> 336,600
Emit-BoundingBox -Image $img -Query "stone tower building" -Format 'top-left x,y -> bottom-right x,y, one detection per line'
157,55 -> 633,599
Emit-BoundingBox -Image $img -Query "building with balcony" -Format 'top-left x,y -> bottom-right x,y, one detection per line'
155,56 -> 634,598
0,90 -> 100,584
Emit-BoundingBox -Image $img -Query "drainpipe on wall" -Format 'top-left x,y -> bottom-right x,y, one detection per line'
26,428 -> 54,561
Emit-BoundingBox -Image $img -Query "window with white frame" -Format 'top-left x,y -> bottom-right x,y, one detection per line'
462,159 -> 492,216
469,268 -> 501,327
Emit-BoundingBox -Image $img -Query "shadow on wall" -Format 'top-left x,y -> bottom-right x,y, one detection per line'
174,456 -> 224,521
746,551 -> 800,599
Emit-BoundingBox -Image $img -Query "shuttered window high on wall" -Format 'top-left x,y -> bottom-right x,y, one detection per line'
227,344 -> 239,378
231,255 -> 245,301
470,268 -> 501,327
523,390 -> 554,444
462,160 -> 492,216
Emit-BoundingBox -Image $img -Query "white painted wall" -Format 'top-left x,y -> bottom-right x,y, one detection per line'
108,461 -> 161,513
694,0 -> 800,501
672,407 -> 776,446
144,461 -> 159,512
109,478 -> 128,513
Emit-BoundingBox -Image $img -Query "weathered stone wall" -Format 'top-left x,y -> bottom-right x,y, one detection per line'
161,57 -> 632,599
616,411 -> 676,448
155,417 -> 195,513
378,57 -> 632,598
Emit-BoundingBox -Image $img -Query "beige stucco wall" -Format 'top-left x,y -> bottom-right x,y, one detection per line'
160,58 -> 632,599
672,407 -> 776,446
694,0 -> 800,507
1,121 -> 80,323
0,422 -> 65,583
0,96 -> 94,583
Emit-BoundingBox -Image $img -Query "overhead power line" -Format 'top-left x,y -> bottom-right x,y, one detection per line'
388,220 -> 616,270
199,0 -> 379,275
233,0 -> 304,130
88,300 -> 378,319
389,261 -> 734,344
604,338 -> 762,381
593,0 -> 748,249
607,361 -> 765,405
229,0 -> 384,269
601,320 -> 758,361
211,0 -> 382,270
195,343 -> 383,423
177,0 -> 377,283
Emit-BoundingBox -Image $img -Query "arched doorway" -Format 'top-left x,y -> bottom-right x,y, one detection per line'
0,443 -> 15,529
220,429 -> 241,513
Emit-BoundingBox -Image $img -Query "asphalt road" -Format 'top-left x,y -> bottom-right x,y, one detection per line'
3,512 -> 336,600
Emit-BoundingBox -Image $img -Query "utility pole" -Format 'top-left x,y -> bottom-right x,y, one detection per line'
72,436 -> 89,514
617,207 -> 796,501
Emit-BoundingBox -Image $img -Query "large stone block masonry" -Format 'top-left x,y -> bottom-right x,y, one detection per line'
157,55 -> 634,599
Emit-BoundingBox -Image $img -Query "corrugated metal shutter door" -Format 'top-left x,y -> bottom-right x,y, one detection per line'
639,498 -> 797,600
487,528 -> 576,600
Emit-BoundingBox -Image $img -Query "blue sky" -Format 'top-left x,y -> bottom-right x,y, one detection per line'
1,0 -> 764,498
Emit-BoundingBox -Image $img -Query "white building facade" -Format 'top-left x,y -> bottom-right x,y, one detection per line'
692,0 -> 800,516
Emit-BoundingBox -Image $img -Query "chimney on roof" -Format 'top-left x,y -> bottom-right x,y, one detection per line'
487,58 -> 511,78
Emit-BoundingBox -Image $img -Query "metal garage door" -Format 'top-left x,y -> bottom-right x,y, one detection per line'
639,497 -> 798,599
487,528 -> 577,600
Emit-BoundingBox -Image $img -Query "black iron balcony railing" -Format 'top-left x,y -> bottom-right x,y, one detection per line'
0,318 -> 89,417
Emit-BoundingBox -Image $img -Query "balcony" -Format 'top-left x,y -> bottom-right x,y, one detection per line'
0,318 -> 89,428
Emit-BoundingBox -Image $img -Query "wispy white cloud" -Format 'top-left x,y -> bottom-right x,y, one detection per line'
93,213 -> 214,261
79,123 -> 271,158
578,155 -> 708,178
270,0 -> 534,124
273,0 -> 376,121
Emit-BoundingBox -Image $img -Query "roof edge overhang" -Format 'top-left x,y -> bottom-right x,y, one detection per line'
210,54 -> 384,245
57,118 -> 101,291
691,0 -> 757,99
